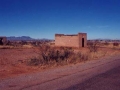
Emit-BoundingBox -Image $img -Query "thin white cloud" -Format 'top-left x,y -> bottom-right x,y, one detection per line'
82,25 -> 92,29
82,25 -> 109,30
96,25 -> 109,28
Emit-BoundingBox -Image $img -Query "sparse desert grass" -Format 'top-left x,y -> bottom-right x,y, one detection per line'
0,45 -> 33,49
22,45 -> 33,48
26,44 -> 120,68
87,40 -> 100,52
0,43 -> 120,79
0,45 -> 14,49
101,42 -> 120,49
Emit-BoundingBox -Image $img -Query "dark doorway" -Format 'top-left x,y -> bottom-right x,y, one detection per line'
82,38 -> 84,47
0,38 -> 3,45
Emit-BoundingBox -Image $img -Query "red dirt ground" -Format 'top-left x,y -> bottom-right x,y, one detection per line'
0,48 -> 40,79
0,47 -> 119,80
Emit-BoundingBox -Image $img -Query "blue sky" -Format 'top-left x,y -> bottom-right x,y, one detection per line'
0,0 -> 120,39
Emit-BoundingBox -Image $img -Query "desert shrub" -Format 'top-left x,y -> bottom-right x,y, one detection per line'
27,45 -> 101,66
27,57 -> 40,66
31,41 -> 37,46
6,40 -> 11,45
87,40 -> 100,52
113,42 -> 119,46
104,41 -> 109,46
75,52 -> 88,62
67,51 -> 89,64
39,45 -> 74,63
21,41 -> 27,45
27,45 -> 75,66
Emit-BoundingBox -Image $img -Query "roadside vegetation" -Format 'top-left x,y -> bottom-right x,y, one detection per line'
0,40 -> 120,79
26,40 -> 120,68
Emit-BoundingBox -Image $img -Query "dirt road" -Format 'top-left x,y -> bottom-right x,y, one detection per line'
65,66 -> 120,90
0,55 -> 120,90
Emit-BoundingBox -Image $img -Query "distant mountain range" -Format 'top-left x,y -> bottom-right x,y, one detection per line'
7,36 -> 119,41
7,36 -> 51,41
7,36 -> 34,41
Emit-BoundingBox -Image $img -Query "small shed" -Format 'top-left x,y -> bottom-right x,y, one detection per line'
55,33 -> 87,48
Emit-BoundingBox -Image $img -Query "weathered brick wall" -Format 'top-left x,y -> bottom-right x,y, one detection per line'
55,33 -> 87,48
55,35 -> 79,47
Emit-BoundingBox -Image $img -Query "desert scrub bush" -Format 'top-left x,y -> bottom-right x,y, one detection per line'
27,44 -> 110,67
113,42 -> 119,47
28,45 -> 106,67
27,45 -> 74,66
27,57 -> 41,66
65,51 -> 89,64
104,41 -> 109,46
76,52 -> 88,62
87,40 -> 100,52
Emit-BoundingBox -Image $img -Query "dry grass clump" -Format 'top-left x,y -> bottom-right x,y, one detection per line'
25,39 -> 120,68
102,42 -> 120,49
0,45 -> 33,49
0,46 -> 14,49
27,45 -> 74,66
67,52 -> 89,64
87,40 -> 100,52
1,42 -> 120,79
113,42 -> 119,46
27,43 -> 120,68
27,44 -> 103,67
